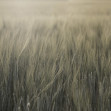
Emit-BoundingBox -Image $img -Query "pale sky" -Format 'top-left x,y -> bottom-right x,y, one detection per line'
0,0 -> 110,18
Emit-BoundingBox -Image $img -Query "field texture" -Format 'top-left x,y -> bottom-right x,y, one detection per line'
0,1 -> 111,111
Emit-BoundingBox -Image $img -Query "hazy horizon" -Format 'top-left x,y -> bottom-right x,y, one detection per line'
0,0 -> 111,18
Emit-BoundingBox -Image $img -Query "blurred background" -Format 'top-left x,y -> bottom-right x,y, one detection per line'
0,0 -> 111,18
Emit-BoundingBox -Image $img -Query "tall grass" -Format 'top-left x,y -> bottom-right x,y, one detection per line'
0,18 -> 111,111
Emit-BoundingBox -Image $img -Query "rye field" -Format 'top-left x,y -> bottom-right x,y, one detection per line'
0,1 -> 111,111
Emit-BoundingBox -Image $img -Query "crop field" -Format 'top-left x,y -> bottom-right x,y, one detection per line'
0,1 -> 111,111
